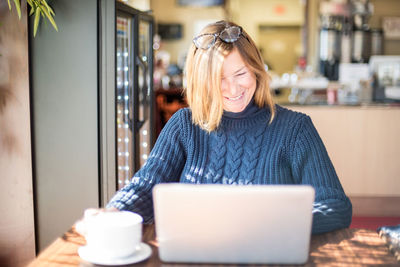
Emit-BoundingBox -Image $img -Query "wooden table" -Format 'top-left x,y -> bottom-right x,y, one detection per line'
28,225 -> 399,266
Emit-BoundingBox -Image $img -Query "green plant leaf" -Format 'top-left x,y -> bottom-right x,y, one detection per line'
41,0 -> 55,16
39,5 -> 58,32
26,0 -> 34,11
12,0 -> 21,19
33,9 -> 41,37
8,0 -> 58,37
47,14 -> 58,31
30,0 -> 40,14
28,2 -> 36,16
28,0 -> 40,16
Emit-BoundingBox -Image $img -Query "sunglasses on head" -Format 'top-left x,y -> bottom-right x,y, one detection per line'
193,26 -> 244,50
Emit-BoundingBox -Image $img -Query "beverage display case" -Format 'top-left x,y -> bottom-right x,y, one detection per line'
116,3 -> 155,189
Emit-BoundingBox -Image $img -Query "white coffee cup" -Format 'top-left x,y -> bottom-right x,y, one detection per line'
85,211 -> 143,259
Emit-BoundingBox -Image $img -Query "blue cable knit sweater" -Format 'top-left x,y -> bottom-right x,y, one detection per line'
107,103 -> 352,234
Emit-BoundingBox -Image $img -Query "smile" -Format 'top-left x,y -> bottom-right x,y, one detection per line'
225,92 -> 244,101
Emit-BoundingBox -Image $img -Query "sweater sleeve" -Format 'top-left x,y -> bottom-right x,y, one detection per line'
291,115 -> 352,234
106,109 -> 187,223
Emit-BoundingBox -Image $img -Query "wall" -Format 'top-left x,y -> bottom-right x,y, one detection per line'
258,25 -> 302,74
228,0 -> 304,44
228,0 -> 305,74
0,2 -> 36,266
30,0 -> 100,251
151,0 -> 226,64
150,0 -> 304,69
122,0 -> 151,11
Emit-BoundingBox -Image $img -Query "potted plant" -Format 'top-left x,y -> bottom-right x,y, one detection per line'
7,0 -> 57,36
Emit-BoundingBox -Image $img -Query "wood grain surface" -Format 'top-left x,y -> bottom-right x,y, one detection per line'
28,225 -> 399,266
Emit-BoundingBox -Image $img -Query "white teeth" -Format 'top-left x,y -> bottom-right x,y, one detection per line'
227,93 -> 243,101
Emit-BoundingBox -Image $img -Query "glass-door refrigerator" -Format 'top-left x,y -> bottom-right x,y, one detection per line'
116,3 -> 155,190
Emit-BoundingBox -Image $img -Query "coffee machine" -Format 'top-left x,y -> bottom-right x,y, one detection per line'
319,15 -> 342,81
319,1 -> 349,81
319,0 -> 377,81
351,0 -> 373,63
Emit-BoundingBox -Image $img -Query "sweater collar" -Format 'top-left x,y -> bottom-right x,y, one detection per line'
220,99 -> 271,130
222,98 -> 258,119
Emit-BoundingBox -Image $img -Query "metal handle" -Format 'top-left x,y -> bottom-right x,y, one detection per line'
135,55 -> 149,131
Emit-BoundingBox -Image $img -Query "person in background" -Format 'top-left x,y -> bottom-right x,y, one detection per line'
106,20 -> 352,234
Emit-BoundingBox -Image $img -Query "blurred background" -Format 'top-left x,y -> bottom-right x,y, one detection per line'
1,0 -> 400,266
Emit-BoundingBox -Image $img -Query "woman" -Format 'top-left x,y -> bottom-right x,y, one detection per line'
106,20 -> 352,234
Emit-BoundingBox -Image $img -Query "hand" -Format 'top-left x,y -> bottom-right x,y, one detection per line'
75,207 -> 119,237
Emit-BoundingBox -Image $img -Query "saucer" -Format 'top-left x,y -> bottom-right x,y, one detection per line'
78,243 -> 152,265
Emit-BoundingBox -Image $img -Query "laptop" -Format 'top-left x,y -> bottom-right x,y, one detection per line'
152,183 -> 315,264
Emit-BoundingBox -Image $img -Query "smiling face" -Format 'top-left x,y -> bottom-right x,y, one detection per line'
221,48 -> 257,113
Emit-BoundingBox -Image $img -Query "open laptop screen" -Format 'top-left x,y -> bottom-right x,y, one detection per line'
153,184 -> 315,264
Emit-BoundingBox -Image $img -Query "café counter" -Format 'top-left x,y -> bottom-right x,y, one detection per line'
28,224 -> 399,266
285,104 -> 400,216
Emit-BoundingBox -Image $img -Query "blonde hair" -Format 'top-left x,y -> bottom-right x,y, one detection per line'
184,20 -> 275,132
